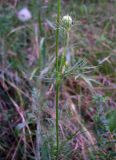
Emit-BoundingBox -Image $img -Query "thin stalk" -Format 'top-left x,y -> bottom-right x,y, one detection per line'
55,0 -> 61,159
60,31 -> 70,74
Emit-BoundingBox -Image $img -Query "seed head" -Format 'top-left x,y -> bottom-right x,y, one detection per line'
17,7 -> 32,22
62,15 -> 72,31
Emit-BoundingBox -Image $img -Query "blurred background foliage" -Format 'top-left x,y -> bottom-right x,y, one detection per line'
0,0 -> 116,159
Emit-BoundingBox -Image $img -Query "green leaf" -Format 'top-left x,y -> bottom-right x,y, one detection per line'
106,110 -> 116,132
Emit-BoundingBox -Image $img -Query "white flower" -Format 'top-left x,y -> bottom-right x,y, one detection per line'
62,15 -> 72,28
17,7 -> 32,22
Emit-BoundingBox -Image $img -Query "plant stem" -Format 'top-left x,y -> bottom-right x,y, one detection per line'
60,31 -> 70,74
55,0 -> 61,159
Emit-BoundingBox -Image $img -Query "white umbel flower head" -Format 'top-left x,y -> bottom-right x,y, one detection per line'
62,15 -> 72,30
17,7 -> 32,22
